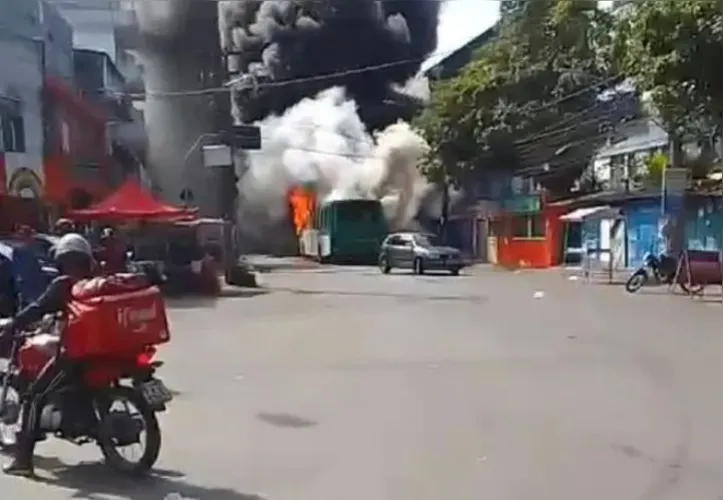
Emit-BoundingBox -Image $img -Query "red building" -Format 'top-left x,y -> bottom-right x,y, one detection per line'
43,75 -> 112,211
487,191 -> 567,269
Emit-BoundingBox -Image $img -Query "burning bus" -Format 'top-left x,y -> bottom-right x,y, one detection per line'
288,188 -> 387,263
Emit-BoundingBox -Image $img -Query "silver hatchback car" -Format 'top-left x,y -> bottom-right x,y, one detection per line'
378,232 -> 464,275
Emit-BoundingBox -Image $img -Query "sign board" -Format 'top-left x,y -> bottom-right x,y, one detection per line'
662,167 -> 687,215
229,124 -> 261,150
202,144 -> 233,167
664,168 -> 688,195
502,195 -> 541,214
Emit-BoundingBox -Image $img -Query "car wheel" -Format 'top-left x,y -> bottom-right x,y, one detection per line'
449,267 -> 460,276
379,256 -> 391,274
413,257 -> 424,275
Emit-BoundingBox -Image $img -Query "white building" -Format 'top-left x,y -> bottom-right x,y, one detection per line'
591,118 -> 669,191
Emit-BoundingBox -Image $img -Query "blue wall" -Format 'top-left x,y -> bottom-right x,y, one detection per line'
565,196 -> 723,268
625,199 -> 662,268
685,197 -> 723,252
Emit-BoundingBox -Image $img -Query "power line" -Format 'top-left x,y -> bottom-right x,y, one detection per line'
127,48 -> 460,99
278,72 -> 624,155
127,49 -> 618,101
49,0 -> 504,5
234,78 -> 629,169
514,111 -> 622,157
42,0 -> 619,101
244,124 -> 663,167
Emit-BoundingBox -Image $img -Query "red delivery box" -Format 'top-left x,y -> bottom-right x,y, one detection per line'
64,274 -> 170,359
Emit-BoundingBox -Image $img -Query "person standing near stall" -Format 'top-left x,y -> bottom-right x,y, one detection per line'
53,219 -> 74,237
98,227 -> 128,274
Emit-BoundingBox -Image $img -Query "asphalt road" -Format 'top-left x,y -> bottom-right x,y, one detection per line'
3,264 -> 723,499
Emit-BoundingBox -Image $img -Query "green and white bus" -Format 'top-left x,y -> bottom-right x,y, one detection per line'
299,199 -> 388,263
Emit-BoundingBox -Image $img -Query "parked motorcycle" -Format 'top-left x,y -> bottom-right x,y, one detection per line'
625,253 -> 677,293
0,309 -> 172,476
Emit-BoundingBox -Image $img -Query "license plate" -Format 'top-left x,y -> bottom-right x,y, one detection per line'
141,379 -> 173,406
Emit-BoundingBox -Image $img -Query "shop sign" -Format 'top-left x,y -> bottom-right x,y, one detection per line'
502,195 -> 541,213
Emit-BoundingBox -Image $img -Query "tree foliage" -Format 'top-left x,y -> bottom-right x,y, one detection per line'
614,0 -> 723,157
414,0 -> 617,193
415,0 -> 723,193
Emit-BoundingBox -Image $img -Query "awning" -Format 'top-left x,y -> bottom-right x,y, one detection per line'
560,205 -> 620,221
67,180 -> 196,222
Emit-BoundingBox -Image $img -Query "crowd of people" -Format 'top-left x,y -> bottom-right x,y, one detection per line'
13,218 -> 130,275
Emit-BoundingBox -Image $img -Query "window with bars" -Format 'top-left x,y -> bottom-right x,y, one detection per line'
512,214 -> 545,239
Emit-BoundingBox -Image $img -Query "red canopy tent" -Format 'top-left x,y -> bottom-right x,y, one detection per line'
68,180 -> 196,222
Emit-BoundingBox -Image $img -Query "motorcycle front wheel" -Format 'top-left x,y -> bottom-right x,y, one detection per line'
0,381 -> 21,449
96,386 -> 161,476
625,270 -> 648,293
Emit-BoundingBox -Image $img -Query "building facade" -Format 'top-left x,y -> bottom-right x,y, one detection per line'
47,0 -> 119,64
73,48 -> 145,183
43,78 -> 112,209
0,0 -> 45,197
50,0 -> 149,192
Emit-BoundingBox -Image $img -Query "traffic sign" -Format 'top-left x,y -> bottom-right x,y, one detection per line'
228,124 -> 261,150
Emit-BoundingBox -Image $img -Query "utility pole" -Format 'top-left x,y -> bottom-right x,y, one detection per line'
209,37 -> 261,284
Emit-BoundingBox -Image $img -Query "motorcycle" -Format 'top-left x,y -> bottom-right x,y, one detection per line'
625,253 -> 677,293
0,313 -> 172,476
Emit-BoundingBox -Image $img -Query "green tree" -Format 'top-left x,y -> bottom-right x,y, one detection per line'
415,0 -> 617,195
615,0 -> 723,155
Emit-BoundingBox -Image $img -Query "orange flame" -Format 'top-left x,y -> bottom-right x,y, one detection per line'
288,188 -> 316,235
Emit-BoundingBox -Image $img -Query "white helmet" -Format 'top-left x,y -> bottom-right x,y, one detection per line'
55,233 -> 92,259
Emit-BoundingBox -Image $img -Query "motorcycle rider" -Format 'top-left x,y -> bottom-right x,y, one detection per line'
0,233 -> 94,477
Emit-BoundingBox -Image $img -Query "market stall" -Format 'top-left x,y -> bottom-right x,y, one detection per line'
132,218 -> 224,296
65,181 -> 223,295
67,180 -> 196,222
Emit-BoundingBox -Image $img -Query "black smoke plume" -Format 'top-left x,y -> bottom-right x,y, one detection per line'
219,0 -> 441,128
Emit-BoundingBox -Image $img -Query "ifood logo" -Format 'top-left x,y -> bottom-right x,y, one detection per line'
116,304 -> 157,332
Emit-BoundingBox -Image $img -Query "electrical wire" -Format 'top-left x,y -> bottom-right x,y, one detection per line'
52,0 -> 617,100
233,82 -> 632,171
122,48 -> 464,99
239,71 -> 623,148
122,53 -> 619,101
18,71 -> 629,164
243,122 -> 664,168
51,0 -> 506,6
17,1 -> 631,175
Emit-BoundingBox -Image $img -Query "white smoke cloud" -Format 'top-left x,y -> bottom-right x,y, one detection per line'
237,87 -> 430,234
393,74 -> 432,103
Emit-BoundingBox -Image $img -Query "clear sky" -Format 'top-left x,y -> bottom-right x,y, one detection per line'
423,0 -> 501,72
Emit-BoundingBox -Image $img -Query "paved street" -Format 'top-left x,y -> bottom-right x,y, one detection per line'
3,264 -> 723,499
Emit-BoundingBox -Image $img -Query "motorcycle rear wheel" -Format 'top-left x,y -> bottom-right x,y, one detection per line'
97,386 -> 161,476
625,270 -> 648,293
